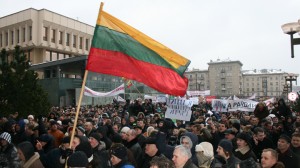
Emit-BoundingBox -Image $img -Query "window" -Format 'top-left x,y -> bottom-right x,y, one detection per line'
0,34 -> 2,47
52,52 -> 58,61
59,31 -> 63,44
58,53 -> 64,60
11,31 -> 14,45
5,32 -> 8,46
23,27 -> 26,42
85,38 -> 89,50
66,33 -> 70,46
79,37 -> 83,49
45,51 -> 51,62
43,27 -> 48,41
29,26 -> 32,41
51,29 -> 56,43
17,29 -> 20,43
252,88 -> 254,91
73,35 -> 77,47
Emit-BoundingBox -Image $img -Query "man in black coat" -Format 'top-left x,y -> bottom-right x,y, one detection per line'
277,135 -> 300,168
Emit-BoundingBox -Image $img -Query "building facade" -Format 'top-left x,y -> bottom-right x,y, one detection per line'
0,8 -> 93,71
185,68 -> 209,91
208,59 -> 243,97
242,69 -> 288,97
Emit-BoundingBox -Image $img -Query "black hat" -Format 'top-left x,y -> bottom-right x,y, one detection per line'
102,113 -> 109,119
67,151 -> 88,167
236,132 -> 252,147
144,136 -> 157,144
75,138 -> 93,158
232,122 -> 240,131
89,133 -> 102,143
112,134 -> 122,144
50,120 -> 58,126
279,134 -> 291,143
38,134 -> 51,143
77,126 -> 85,134
62,136 -> 71,144
218,139 -> 233,153
110,145 -> 127,160
224,129 -> 236,136
133,125 -> 143,130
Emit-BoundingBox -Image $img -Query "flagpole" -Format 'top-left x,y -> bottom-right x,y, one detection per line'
67,2 -> 104,166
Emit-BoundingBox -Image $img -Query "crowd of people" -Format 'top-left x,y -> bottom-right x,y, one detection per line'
0,97 -> 300,168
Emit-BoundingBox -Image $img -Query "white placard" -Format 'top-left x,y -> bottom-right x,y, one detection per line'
165,98 -> 193,121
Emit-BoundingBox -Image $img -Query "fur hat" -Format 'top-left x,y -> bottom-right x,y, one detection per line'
0,132 -> 11,144
218,139 -> 233,153
67,151 -> 88,167
195,142 -> 214,157
110,145 -> 127,160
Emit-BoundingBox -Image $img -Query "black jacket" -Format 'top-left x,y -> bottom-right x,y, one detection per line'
277,148 -> 300,168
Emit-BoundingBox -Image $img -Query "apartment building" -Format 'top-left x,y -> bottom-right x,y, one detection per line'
185,68 -> 209,91
208,59 -> 243,97
242,69 -> 288,97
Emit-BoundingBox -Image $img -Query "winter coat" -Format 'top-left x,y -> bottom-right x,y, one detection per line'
22,152 -> 44,168
183,159 -> 198,168
0,144 -> 20,168
277,149 -> 300,168
180,132 -> 199,165
126,137 -> 142,167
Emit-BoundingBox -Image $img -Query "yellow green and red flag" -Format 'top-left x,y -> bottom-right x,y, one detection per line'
86,6 -> 190,96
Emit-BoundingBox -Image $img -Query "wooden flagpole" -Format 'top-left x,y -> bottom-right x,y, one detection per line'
66,2 -> 104,167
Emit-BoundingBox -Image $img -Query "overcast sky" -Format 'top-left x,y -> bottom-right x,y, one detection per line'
1,0 -> 300,81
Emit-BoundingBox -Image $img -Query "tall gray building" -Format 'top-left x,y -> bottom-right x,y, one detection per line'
208,59 -> 243,97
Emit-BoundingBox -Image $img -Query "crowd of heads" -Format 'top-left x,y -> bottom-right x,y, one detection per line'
0,98 -> 300,167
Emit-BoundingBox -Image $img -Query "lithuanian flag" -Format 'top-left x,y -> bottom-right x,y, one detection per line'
86,5 -> 190,96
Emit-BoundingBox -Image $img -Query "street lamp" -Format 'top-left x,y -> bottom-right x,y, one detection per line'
281,21 -> 300,58
283,84 -> 289,102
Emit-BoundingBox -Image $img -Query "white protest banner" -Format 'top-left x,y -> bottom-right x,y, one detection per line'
186,90 -> 210,97
84,84 -> 125,97
212,99 -> 229,112
264,97 -> 275,106
116,96 -> 126,102
144,95 -> 157,102
156,95 -> 168,103
228,99 -> 258,112
165,98 -> 193,121
189,97 -> 199,105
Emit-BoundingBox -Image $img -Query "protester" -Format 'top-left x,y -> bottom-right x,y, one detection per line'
277,134 -> 300,168
261,148 -> 284,168
195,142 -> 214,168
149,156 -> 175,168
17,141 -> 44,168
0,132 -> 20,167
172,145 -> 197,168
110,143 -> 134,168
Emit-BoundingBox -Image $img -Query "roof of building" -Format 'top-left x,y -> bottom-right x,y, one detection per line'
242,69 -> 287,75
207,58 -> 243,66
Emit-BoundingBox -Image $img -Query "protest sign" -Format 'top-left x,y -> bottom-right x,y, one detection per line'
212,99 -> 229,112
186,90 -> 210,97
165,98 -> 193,121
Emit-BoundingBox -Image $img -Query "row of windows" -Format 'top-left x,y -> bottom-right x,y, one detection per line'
43,26 -> 89,50
0,26 -> 32,47
45,50 -> 72,62
245,76 -> 284,81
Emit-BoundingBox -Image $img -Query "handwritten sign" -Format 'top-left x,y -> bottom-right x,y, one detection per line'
165,98 -> 193,121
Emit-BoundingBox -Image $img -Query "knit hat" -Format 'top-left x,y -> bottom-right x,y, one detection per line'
232,122 -> 241,132
236,132 -> 252,147
195,142 -> 214,157
90,133 -> 101,143
0,132 -> 11,144
218,139 -> 233,153
67,151 -> 89,167
77,126 -> 85,134
110,145 -> 127,160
